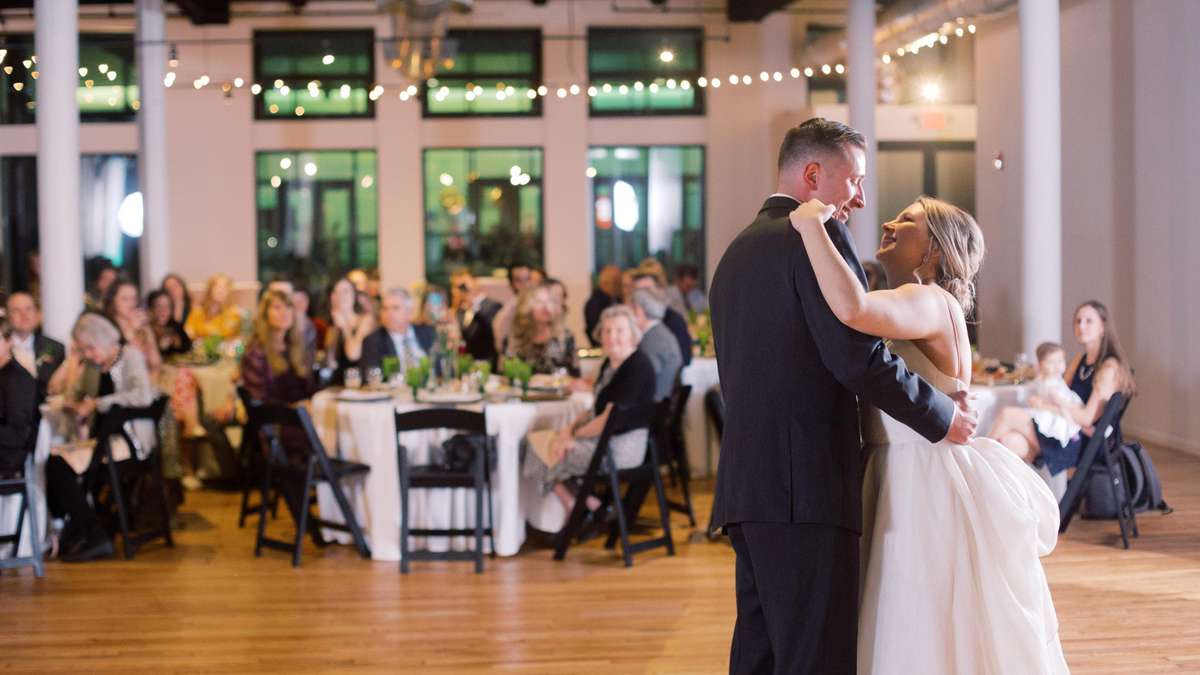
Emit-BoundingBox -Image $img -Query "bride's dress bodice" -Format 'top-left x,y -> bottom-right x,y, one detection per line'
861,340 -> 965,447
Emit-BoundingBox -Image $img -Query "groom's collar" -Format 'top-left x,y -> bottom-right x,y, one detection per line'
761,193 -> 801,216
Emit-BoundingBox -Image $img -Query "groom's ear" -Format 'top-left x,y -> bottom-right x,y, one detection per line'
802,161 -> 822,191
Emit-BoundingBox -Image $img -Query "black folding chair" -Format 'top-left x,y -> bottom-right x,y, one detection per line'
92,396 -> 174,559
1058,393 -> 1139,548
236,387 -> 278,528
0,443 -> 45,577
394,409 -> 495,574
246,400 -> 371,567
658,384 -> 696,526
554,400 -> 675,567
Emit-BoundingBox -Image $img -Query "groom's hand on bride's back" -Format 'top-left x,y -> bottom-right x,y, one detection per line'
943,390 -> 978,444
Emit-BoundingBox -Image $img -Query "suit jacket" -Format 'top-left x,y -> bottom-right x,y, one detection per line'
0,360 -> 38,474
360,325 -> 436,372
638,322 -> 683,402
662,308 -> 694,367
709,195 -> 954,534
459,297 -> 503,366
32,333 -> 65,403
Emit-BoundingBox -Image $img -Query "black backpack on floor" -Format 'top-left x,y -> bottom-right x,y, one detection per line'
1082,442 -> 1172,519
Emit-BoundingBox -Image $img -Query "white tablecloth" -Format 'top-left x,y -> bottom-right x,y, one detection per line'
970,383 -> 1030,434
580,355 -> 721,478
309,390 -> 591,562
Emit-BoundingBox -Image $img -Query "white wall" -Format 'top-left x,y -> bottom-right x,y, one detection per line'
0,2 -> 811,341
975,0 -> 1200,453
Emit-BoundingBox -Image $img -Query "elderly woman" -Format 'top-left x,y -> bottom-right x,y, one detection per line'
185,273 -> 243,340
45,313 -> 157,562
523,305 -> 656,514
241,290 -> 314,404
104,278 -> 163,378
504,283 -> 580,377
323,277 -> 373,386
989,300 -> 1137,476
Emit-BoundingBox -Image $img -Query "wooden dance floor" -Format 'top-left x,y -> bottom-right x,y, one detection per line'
2,444 -> 1197,673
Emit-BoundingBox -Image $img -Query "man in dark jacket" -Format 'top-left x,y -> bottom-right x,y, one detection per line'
5,292 -> 65,403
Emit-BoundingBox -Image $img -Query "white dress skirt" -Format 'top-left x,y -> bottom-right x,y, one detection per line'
857,341 -> 1069,675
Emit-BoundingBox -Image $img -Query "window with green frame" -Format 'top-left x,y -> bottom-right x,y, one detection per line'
0,33 -> 139,124
423,29 -> 541,117
588,28 -> 704,116
423,148 -> 543,284
255,150 -> 378,295
588,146 -> 705,280
253,30 -> 374,120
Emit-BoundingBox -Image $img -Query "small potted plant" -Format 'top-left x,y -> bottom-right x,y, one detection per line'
502,357 -> 533,396
471,360 -> 492,395
404,356 -> 432,399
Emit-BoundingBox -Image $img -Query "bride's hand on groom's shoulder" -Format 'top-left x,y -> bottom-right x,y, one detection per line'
789,199 -> 837,233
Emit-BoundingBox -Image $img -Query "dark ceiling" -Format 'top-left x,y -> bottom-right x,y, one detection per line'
0,1 -> 797,26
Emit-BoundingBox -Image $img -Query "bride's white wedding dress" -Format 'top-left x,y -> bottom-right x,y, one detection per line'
858,340 -> 1069,674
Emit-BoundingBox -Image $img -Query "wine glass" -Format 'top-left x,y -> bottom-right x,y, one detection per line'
344,367 -> 362,390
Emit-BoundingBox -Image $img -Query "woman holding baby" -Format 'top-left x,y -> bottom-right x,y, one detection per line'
989,300 -> 1136,476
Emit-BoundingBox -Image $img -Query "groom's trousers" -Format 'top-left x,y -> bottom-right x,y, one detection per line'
727,522 -> 859,675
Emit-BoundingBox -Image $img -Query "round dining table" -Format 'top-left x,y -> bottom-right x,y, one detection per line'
308,388 -> 593,562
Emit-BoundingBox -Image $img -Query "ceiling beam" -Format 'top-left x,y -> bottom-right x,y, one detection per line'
728,0 -> 794,22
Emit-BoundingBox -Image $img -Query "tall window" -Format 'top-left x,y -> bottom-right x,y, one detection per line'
423,148 -> 543,284
255,150 -> 378,295
253,30 -> 375,120
0,154 -> 140,293
424,29 -> 541,117
587,28 -> 704,116
589,146 -> 705,279
0,33 -> 139,124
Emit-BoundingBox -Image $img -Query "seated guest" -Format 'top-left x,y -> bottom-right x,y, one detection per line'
633,273 -> 693,367
160,272 -> 193,326
240,290 -> 314,404
664,264 -> 708,317
84,258 -> 118,312
5,291 -> 65,403
523,306 -> 656,514
146,290 -> 191,357
585,265 -> 621,347
492,262 -> 535,353
504,284 -> 580,377
185,273 -> 244,340
324,277 -> 373,385
47,313 -> 156,562
105,278 -> 163,379
451,269 -> 502,366
289,286 -> 319,364
620,269 -> 637,303
629,287 -> 683,402
989,301 -> 1136,475
0,318 -> 40,479
862,261 -> 887,292
416,284 -> 460,344
636,257 -> 670,289
361,288 -> 435,375
545,277 -> 569,323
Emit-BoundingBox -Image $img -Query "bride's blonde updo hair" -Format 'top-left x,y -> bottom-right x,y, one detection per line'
917,196 -> 985,315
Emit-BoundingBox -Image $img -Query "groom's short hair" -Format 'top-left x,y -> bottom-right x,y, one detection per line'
778,118 -> 866,171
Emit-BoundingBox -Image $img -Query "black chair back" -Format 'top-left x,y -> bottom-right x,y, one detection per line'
93,395 -> 174,559
1059,393 -> 1138,548
0,431 -> 45,576
394,408 -> 486,435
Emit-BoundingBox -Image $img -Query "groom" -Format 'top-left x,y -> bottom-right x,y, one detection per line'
709,118 -> 977,674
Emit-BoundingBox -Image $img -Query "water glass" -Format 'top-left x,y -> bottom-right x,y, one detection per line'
344,367 -> 362,390
366,366 -> 384,388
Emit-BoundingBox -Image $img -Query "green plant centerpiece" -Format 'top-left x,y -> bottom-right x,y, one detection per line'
404,356 -> 432,399
470,360 -> 492,394
202,335 -> 223,362
455,353 -> 475,382
692,310 -> 713,357
501,357 -> 533,395
381,355 -> 400,382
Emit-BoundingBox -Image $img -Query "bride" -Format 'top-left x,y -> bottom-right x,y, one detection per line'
790,196 -> 1069,674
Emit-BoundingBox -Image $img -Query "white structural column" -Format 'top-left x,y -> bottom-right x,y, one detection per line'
35,0 -> 84,340
1019,0 -> 1063,350
846,0 -> 879,260
137,0 -> 170,286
